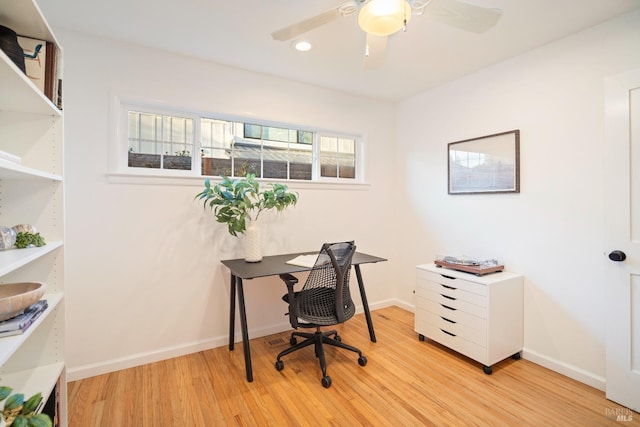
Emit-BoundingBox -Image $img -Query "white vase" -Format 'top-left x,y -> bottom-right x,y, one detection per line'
243,219 -> 262,262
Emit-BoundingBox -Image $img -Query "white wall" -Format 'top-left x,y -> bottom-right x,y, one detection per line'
58,30 -> 398,380
59,9 -> 640,389
395,10 -> 640,389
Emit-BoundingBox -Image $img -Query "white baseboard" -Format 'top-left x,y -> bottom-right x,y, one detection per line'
68,301 -> 605,393
67,301 -> 407,382
522,348 -> 606,391
67,320 -> 292,382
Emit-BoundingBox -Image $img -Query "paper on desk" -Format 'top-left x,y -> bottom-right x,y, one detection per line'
285,254 -> 317,268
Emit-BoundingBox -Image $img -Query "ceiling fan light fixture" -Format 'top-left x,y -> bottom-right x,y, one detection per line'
358,0 -> 412,36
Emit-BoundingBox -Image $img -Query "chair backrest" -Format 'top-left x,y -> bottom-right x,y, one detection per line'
296,241 -> 357,325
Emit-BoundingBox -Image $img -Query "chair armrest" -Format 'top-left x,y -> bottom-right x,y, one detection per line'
279,273 -> 298,285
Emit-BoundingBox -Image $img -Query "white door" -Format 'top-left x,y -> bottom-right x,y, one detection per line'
604,68 -> 640,412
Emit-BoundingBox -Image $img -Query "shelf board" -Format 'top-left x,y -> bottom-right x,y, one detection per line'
0,51 -> 60,115
0,0 -> 58,44
0,241 -> 63,277
0,361 -> 64,410
0,292 -> 63,367
0,158 -> 62,181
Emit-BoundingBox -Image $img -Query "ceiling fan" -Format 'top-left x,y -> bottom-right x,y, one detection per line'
271,0 -> 503,69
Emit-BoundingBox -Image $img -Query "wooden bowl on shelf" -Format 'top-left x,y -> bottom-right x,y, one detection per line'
0,282 -> 46,321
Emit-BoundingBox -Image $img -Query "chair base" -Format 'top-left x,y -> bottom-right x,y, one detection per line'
275,328 -> 367,388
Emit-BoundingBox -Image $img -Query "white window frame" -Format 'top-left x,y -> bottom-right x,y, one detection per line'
108,98 -> 366,185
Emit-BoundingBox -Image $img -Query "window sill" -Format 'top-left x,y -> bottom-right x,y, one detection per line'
106,171 -> 371,191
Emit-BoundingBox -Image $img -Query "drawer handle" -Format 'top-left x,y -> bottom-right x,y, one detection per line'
440,329 -> 456,337
441,304 -> 456,311
441,274 -> 456,280
441,294 -> 456,301
441,316 -> 456,324
441,284 -> 457,290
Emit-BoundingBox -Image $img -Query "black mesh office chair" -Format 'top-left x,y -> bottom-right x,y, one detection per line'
274,241 -> 367,388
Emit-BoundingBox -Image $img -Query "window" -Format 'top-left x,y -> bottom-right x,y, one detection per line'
127,111 -> 194,170
320,136 -> 356,179
123,106 -> 360,182
200,119 -> 316,180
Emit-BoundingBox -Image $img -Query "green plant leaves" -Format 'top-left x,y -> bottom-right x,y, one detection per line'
26,414 -> 53,427
194,174 -> 298,236
21,393 -> 42,415
14,232 -> 46,249
11,417 -> 28,427
0,387 -> 52,427
5,393 -> 24,410
0,386 -> 12,401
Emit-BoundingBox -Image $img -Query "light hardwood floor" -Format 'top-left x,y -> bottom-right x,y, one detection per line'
68,306 -> 639,426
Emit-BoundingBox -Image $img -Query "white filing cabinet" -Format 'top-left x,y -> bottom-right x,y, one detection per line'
415,263 -> 523,374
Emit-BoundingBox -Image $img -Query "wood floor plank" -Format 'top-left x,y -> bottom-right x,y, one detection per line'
68,306 -> 639,426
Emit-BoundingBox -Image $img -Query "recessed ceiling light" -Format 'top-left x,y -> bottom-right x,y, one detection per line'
292,40 -> 312,52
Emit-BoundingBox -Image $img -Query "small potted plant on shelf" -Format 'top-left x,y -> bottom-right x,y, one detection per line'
195,173 -> 298,262
0,386 -> 52,427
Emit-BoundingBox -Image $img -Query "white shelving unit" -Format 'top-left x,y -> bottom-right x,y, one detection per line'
0,0 -> 66,425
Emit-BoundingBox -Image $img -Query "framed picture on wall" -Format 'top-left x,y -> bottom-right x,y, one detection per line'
448,130 -> 520,194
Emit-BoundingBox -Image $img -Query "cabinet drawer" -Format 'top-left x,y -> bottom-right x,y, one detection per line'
415,306 -> 486,346
415,286 -> 487,319
417,278 -> 487,307
417,268 -> 487,296
417,322 -> 487,365
415,296 -> 487,331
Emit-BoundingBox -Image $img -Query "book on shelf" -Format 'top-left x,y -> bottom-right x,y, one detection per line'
44,41 -> 62,109
17,36 -> 47,94
44,41 -> 55,101
0,299 -> 48,337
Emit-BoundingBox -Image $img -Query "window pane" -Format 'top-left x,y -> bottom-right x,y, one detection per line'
320,136 -> 356,179
290,141 -> 312,180
205,119 -> 314,179
244,123 -> 262,140
128,111 -> 193,170
201,118 -> 238,176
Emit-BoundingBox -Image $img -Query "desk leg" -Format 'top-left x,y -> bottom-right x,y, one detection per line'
354,265 -> 377,342
228,273 -> 236,351
236,277 -> 254,382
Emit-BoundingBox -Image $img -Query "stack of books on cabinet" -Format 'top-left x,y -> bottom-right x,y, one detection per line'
0,0 -> 66,425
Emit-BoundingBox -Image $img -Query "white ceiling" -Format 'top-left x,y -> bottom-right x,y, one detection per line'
37,0 -> 640,102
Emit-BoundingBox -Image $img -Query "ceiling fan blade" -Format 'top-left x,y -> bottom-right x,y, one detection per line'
363,33 -> 388,70
426,0 -> 502,33
271,2 -> 360,41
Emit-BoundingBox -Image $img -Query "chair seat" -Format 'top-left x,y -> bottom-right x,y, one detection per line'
283,288 -> 356,326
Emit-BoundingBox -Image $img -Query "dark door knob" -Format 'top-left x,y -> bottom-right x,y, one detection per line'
608,250 -> 626,262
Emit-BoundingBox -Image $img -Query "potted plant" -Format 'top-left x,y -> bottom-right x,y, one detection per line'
0,385 -> 52,427
195,174 -> 298,262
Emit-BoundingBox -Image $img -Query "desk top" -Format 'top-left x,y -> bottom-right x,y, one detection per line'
221,251 -> 387,279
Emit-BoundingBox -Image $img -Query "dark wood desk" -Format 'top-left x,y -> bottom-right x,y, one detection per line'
221,251 -> 387,382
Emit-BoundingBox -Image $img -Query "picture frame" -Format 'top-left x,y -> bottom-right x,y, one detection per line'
448,130 -> 520,194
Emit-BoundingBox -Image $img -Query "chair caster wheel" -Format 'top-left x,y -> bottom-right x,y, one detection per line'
275,360 -> 284,371
290,337 -> 297,345
322,376 -> 332,388
334,335 -> 342,342
483,365 -> 493,375
358,355 -> 367,366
